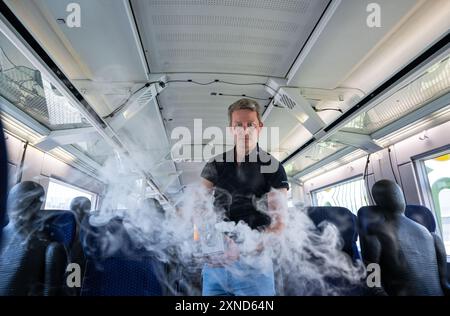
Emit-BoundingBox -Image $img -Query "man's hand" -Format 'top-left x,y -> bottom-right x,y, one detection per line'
224,235 -> 240,263
265,213 -> 285,233
205,235 -> 240,267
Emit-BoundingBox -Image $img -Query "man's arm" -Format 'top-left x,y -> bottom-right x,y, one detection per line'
202,178 -> 214,191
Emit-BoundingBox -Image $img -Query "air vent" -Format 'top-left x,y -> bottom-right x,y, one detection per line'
152,15 -> 299,32
120,84 -> 158,122
137,89 -> 153,107
149,0 -> 311,13
280,93 -> 296,110
274,87 -> 325,134
161,48 -> 280,62
157,32 -> 290,48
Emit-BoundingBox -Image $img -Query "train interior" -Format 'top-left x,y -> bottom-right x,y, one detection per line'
0,0 -> 449,296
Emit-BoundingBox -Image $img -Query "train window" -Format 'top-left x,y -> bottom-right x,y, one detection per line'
44,178 -> 96,211
311,177 -> 369,214
419,153 -> 450,253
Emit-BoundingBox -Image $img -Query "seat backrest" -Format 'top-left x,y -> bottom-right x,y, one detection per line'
1,182 -> 71,296
80,215 -> 135,259
80,215 -> 163,296
307,206 -> 360,261
43,210 -> 77,249
405,205 -> 436,233
2,213 -> 8,228
0,227 -> 68,295
278,206 -> 366,295
81,256 -> 163,296
404,205 -> 450,293
358,205 -> 445,295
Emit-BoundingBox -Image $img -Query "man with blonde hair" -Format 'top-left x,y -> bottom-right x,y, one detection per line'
200,98 -> 289,296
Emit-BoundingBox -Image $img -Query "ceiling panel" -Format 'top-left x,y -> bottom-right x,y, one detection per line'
131,0 -> 330,76
32,0 -> 148,82
288,0 -> 421,88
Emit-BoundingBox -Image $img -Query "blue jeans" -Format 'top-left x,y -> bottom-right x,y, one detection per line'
202,258 -> 275,296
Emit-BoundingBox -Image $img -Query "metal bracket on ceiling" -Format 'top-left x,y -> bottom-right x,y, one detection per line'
266,85 -> 326,136
328,131 -> 383,153
34,127 -> 98,151
103,75 -> 167,128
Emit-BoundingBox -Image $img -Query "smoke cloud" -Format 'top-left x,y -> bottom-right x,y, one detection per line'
81,153 -> 367,296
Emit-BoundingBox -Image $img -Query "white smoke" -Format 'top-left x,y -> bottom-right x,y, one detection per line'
83,153 -> 366,296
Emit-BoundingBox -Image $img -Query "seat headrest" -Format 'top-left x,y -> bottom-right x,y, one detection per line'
70,196 -> 91,220
357,206 -> 384,231
80,214 -> 138,259
43,210 -> 77,248
307,206 -> 356,236
306,206 -> 359,259
405,205 -> 436,233
7,181 -> 45,220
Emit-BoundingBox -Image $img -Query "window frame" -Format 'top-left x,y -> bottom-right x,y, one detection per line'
310,174 -> 368,214
44,177 -> 97,211
412,145 -> 450,249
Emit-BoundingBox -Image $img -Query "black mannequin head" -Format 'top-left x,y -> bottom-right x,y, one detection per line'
7,181 -> 45,227
372,179 -> 406,214
70,196 -> 91,221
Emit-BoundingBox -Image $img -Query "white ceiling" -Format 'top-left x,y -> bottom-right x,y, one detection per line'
35,0 -> 148,82
3,0 -> 447,198
287,0 -> 421,89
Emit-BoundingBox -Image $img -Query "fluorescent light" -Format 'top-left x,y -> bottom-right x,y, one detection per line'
375,105 -> 450,147
288,140 -> 347,176
299,105 -> 450,182
49,147 -> 76,162
299,149 -> 366,182
0,112 -> 43,143
343,55 -> 450,134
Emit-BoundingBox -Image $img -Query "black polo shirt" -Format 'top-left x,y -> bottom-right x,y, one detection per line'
200,145 -> 289,231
